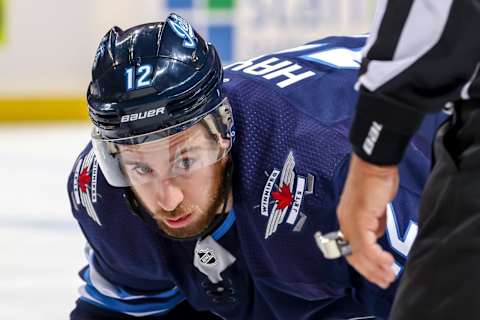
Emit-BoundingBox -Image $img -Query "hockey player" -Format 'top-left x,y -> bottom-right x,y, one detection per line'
69,14 -> 444,319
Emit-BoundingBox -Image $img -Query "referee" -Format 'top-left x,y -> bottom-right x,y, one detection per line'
336,0 -> 480,318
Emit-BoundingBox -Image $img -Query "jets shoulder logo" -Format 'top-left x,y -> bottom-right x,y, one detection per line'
167,14 -> 197,49
258,151 -> 314,239
72,149 -> 102,226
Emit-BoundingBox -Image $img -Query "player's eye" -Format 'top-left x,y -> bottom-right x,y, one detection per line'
176,157 -> 196,171
132,164 -> 153,176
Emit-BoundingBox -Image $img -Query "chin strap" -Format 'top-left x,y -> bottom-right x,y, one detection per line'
123,158 -> 233,242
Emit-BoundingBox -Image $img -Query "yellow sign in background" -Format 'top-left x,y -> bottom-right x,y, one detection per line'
0,0 -> 375,122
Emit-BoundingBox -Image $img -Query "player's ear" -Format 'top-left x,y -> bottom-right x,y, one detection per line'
218,136 -> 231,150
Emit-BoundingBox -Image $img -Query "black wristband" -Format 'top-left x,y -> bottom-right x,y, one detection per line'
349,89 -> 425,165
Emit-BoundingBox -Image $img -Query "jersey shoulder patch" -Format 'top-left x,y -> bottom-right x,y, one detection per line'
68,143 -> 103,226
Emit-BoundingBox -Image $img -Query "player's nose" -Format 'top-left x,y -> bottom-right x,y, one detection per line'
154,179 -> 184,212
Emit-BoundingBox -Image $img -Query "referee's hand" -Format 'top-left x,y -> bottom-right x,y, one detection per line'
337,154 -> 398,289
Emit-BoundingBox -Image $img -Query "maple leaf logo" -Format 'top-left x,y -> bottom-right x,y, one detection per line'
78,167 -> 91,193
271,184 -> 293,209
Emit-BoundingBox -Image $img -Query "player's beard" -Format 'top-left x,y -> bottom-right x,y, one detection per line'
153,163 -> 230,239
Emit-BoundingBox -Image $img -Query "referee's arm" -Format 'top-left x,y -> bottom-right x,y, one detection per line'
336,0 -> 480,289
350,0 -> 478,165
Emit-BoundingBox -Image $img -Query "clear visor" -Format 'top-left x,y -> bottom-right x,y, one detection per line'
92,98 -> 234,187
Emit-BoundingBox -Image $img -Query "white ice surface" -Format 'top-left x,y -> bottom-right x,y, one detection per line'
0,123 -> 91,319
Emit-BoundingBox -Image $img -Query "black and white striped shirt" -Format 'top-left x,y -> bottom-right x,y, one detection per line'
350,0 -> 480,165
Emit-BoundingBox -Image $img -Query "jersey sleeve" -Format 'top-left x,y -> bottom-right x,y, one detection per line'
67,144 -> 186,318
350,0 -> 480,165
72,244 -> 185,318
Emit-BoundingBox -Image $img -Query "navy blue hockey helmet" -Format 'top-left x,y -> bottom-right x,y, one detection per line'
88,14 -> 234,187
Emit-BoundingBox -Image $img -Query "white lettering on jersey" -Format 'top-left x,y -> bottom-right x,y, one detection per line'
386,203 -> 418,258
386,203 -> 418,276
286,176 -> 306,224
243,58 -> 292,76
263,64 -> 315,88
261,169 -> 281,216
227,57 -> 315,88
226,55 -> 266,71
226,43 -> 364,88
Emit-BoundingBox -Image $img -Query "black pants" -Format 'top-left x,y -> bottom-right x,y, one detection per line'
390,101 -> 480,319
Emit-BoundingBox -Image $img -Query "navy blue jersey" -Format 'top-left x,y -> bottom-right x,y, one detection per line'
68,36 -> 445,319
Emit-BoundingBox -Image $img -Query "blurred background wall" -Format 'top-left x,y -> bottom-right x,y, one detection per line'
0,0 -> 374,121
0,1 -> 375,319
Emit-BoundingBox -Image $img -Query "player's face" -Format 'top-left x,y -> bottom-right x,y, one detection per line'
119,124 -> 231,238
